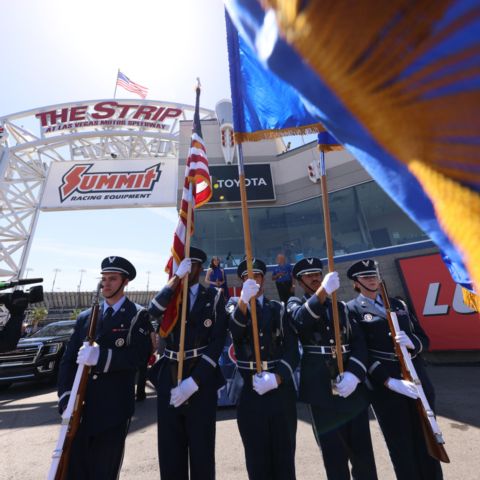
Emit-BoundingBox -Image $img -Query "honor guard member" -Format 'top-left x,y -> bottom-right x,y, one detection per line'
287,258 -> 378,480
57,256 -> 153,480
227,259 -> 300,480
148,247 -> 227,480
346,259 -> 443,480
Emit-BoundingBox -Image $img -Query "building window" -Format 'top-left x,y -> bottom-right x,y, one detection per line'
193,181 -> 428,266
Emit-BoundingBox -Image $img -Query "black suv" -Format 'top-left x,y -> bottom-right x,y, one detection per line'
0,320 -> 75,390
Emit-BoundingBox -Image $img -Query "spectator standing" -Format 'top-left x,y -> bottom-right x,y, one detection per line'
272,254 -> 293,303
205,256 -> 229,299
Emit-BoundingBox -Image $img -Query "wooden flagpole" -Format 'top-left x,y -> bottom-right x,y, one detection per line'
177,182 -> 194,384
237,143 -> 262,374
319,150 -> 344,374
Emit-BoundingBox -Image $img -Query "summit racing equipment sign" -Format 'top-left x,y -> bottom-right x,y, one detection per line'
40,159 -> 177,210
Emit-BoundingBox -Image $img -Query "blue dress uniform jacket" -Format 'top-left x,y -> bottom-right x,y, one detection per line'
228,297 -> 299,384
57,298 -> 152,480
58,298 -> 152,434
347,295 -> 443,480
149,284 -> 227,388
148,283 -> 227,480
346,296 -> 430,386
227,296 -> 299,480
287,294 -> 369,411
287,294 -> 378,480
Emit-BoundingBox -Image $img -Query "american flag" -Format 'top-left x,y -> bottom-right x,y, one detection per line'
116,71 -> 148,99
160,84 -> 212,337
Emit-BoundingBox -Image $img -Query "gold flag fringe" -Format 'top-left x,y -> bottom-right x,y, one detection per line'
462,288 -> 480,313
266,0 -> 480,291
234,123 -> 324,144
409,161 -> 480,294
318,145 -> 344,152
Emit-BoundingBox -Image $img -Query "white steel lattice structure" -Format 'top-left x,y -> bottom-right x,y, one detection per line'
0,99 -> 214,279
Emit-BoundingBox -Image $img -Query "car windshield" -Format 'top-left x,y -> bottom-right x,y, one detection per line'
30,323 -> 75,337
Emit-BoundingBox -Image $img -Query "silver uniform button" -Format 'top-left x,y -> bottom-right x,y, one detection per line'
93,374 -> 98,380
259,332 -> 263,337
260,346 -> 265,350
329,339 -> 334,344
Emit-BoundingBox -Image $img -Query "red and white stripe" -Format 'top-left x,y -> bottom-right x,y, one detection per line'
160,130 -> 211,337
169,132 -> 211,273
116,76 -> 148,99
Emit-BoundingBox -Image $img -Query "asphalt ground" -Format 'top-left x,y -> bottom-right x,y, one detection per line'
0,365 -> 479,479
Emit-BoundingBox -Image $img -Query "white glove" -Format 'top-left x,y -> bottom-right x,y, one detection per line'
253,372 -> 278,395
240,279 -> 260,304
321,271 -> 340,295
386,378 -> 419,399
77,341 -> 100,366
170,377 -> 199,407
175,258 -> 192,279
334,371 -> 360,398
395,330 -> 415,350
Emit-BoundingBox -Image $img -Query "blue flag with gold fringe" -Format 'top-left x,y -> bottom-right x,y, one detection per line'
226,10 -> 323,141
317,132 -> 342,153
225,0 -> 480,293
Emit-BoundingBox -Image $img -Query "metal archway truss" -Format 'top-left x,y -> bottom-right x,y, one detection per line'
0,99 -> 214,279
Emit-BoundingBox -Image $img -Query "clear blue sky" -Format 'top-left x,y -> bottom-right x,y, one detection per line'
1,0 -> 232,292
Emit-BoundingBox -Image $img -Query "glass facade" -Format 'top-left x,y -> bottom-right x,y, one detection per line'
192,181 -> 428,267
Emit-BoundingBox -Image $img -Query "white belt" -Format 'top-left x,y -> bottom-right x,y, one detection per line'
303,344 -> 350,355
163,346 -> 207,361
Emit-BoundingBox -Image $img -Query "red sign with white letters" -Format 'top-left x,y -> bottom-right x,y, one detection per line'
34,101 -> 182,133
397,253 -> 480,350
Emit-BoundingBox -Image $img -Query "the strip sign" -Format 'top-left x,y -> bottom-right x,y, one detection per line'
35,101 -> 183,134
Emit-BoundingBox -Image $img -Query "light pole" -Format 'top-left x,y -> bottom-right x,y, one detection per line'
145,271 -> 151,306
76,269 -> 86,309
51,268 -> 61,292
146,271 -> 151,293
78,269 -> 86,292
55,288 -> 64,312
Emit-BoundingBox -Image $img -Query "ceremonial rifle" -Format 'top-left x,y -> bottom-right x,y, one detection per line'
47,281 -> 103,480
377,274 -> 450,463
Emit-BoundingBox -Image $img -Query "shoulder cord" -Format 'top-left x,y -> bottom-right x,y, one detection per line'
212,288 -> 222,322
126,306 -> 147,346
340,301 -> 352,340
